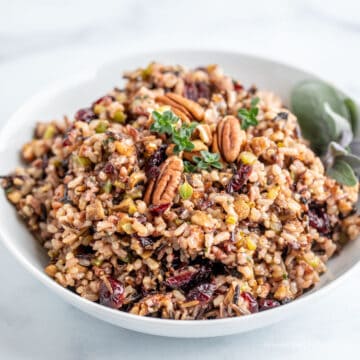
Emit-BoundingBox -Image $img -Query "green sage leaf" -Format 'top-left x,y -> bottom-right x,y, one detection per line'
344,97 -> 360,137
349,139 -> 360,157
324,102 -> 352,147
291,80 -> 350,155
338,154 -> 360,175
327,159 -> 358,186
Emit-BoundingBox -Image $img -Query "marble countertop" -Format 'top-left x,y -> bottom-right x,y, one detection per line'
1,0 -> 360,358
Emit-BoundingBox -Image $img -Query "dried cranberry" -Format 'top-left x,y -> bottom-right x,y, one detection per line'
308,203 -> 331,235
184,82 -> 198,101
136,214 -> 147,224
62,137 -> 71,147
75,245 -> 93,260
145,145 -> 167,180
233,81 -> 244,92
99,277 -> 125,309
165,271 -> 194,289
184,81 -> 211,101
75,108 -> 96,123
197,198 -> 214,211
189,265 -> 212,288
103,163 -> 115,175
241,292 -> 259,313
259,298 -> 280,311
226,164 -> 252,193
197,82 -> 211,100
149,203 -> 170,215
146,167 -> 160,179
93,95 -> 115,106
187,283 -> 216,303
138,236 -> 154,249
165,265 -> 212,291
277,112 -> 288,120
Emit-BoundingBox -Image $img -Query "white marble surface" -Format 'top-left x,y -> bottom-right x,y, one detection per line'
1,0 -> 360,358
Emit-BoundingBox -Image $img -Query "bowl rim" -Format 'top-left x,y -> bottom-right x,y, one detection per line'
0,48 -> 359,328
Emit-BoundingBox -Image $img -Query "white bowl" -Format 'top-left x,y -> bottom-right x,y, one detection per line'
0,50 -> 359,338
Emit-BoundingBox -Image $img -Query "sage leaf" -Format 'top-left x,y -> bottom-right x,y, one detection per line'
324,102 -> 353,147
327,141 -> 348,157
291,80 -> 350,155
349,139 -> 360,157
323,141 -> 348,169
344,98 -> 360,137
327,159 -> 358,186
339,154 -> 360,176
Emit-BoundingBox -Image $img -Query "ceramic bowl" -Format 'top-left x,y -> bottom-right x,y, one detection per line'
0,50 -> 359,337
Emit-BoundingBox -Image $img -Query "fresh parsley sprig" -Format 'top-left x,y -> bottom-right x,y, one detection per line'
238,97 -> 260,130
150,110 -> 197,154
184,150 -> 223,172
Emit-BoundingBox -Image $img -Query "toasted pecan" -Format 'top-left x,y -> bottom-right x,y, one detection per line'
216,116 -> 245,163
156,95 -> 192,123
166,93 -> 204,121
144,156 -> 183,205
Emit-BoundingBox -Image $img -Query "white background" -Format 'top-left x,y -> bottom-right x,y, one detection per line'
1,0 -> 360,358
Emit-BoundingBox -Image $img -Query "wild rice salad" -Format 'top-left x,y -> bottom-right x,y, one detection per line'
2,63 -> 360,319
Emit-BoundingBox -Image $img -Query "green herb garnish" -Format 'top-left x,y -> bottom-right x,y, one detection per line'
150,110 -> 197,154
172,122 -> 197,154
238,97 -> 260,130
185,151 -> 223,172
291,79 -> 360,186
150,110 -> 179,135
184,161 -> 197,173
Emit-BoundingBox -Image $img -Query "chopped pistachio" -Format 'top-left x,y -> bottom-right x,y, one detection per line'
43,124 -> 56,140
91,258 -> 103,267
179,182 -> 193,200
93,104 -> 105,115
226,215 -> 237,225
113,110 -> 127,124
125,189 -> 142,200
239,151 -> 257,165
308,257 -> 320,268
95,121 -> 108,133
141,63 -> 153,79
246,237 -> 257,251
113,180 -> 126,190
74,155 -> 91,167
174,218 -> 183,226
103,180 -> 112,194
267,186 -> 280,200
121,223 -> 134,235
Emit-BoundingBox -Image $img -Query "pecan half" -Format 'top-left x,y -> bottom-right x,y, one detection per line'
144,156 -> 183,205
216,116 -> 245,163
156,95 -> 192,123
166,93 -> 204,121
156,93 -> 204,122
194,124 -> 212,146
